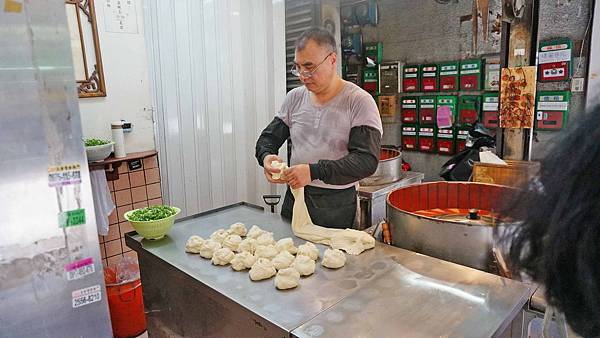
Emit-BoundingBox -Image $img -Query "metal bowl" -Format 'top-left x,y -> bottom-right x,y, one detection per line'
359,147 -> 402,186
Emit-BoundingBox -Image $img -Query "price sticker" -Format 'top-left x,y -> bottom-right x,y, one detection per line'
65,257 -> 95,281
48,164 -> 82,187
58,208 -> 86,228
72,285 -> 102,308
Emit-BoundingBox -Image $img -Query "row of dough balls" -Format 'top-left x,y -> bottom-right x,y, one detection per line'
185,223 -> 347,290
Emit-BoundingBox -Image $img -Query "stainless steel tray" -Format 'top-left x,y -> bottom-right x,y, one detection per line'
126,203 -> 535,338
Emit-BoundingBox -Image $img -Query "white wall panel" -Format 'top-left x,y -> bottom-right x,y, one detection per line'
144,0 -> 287,216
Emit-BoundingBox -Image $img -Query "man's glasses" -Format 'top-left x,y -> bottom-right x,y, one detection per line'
290,52 -> 333,78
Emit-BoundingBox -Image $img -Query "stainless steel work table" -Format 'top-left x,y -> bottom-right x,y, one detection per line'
126,203 -> 535,338
357,171 -> 425,229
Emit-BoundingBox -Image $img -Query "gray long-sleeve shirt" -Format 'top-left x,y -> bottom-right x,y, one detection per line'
256,81 -> 383,190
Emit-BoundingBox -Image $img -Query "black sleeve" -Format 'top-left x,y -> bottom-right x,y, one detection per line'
309,126 -> 381,185
255,117 -> 290,167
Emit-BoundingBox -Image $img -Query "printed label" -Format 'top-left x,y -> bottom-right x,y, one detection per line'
72,285 -> 102,308
461,63 -> 479,70
483,102 -> 499,111
59,208 -> 86,228
537,101 -> 569,111
542,67 -> 567,78
541,44 -> 569,52
461,69 -> 480,75
539,49 -> 571,64
65,258 -> 95,281
48,164 -> 82,187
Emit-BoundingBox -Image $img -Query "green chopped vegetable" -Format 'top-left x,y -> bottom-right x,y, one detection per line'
84,138 -> 111,147
128,205 -> 177,221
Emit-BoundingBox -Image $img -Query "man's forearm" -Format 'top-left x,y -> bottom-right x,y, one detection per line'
255,117 -> 290,167
309,126 -> 381,185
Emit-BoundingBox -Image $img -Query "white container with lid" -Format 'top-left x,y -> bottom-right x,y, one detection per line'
111,121 -> 126,158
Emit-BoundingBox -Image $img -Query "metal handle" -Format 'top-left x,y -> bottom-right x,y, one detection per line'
263,195 -> 281,214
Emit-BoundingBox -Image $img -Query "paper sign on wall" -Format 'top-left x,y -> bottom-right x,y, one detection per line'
437,106 -> 453,128
104,0 -> 138,34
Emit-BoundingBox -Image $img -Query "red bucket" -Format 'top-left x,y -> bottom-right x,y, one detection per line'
106,278 -> 147,338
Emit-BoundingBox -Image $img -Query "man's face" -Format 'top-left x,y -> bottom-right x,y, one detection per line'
293,40 -> 337,93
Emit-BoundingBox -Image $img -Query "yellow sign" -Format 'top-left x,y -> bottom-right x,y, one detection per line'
4,0 -> 23,13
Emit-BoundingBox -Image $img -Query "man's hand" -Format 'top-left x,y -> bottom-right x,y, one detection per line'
263,154 -> 287,184
285,164 -> 312,189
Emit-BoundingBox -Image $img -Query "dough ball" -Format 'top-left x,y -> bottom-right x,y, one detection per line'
238,238 -> 257,254
211,247 -> 235,266
254,244 -> 279,260
270,161 -> 288,180
256,232 -> 276,247
210,229 -> 230,244
228,222 -> 247,237
247,225 -> 267,239
330,229 -> 375,255
274,267 -> 300,290
185,235 -> 205,253
297,242 -> 320,261
199,240 -> 222,259
249,258 -> 276,281
292,255 -> 316,277
321,249 -> 346,269
222,234 -> 242,252
275,237 -> 298,255
272,250 -> 295,270
230,252 -> 256,271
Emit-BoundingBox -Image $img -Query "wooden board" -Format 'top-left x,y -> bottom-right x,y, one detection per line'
472,159 -> 540,188
378,95 -> 398,117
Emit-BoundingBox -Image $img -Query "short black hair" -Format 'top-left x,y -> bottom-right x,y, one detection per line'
295,27 -> 336,53
502,105 -> 600,337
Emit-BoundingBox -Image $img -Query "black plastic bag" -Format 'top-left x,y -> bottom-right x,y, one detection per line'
439,148 -> 480,181
439,123 -> 495,181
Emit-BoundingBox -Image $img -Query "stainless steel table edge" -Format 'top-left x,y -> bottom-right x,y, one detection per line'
357,171 -> 425,199
492,284 -> 537,337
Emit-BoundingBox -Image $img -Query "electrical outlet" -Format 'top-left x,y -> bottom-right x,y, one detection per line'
571,78 -> 585,92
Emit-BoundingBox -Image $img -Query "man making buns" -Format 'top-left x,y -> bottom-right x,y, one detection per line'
255,27 -> 382,229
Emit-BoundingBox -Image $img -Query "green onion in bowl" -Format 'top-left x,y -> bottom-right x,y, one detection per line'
84,138 -> 111,147
127,205 -> 178,222
124,205 -> 181,240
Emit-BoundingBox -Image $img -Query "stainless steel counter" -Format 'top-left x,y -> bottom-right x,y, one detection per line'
357,171 -> 425,229
126,203 -> 535,338
293,251 -> 533,338
358,171 -> 425,200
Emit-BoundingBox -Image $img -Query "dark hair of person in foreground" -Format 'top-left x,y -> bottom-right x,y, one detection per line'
502,105 -> 600,337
